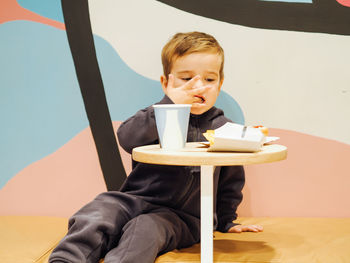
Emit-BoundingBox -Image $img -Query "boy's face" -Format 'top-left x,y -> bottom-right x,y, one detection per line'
162,52 -> 224,115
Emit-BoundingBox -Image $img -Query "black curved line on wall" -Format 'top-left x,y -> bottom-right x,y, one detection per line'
157,0 -> 350,35
61,0 -> 126,190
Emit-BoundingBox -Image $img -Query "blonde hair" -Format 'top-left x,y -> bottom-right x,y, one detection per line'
161,32 -> 224,80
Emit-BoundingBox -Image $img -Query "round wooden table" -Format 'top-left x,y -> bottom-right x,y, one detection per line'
132,142 -> 287,263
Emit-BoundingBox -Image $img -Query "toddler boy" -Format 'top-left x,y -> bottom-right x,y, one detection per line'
49,31 -> 262,263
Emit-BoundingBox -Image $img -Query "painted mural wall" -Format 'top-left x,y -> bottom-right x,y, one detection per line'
0,0 -> 349,217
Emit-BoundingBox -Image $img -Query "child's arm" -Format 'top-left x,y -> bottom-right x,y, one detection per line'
216,166 -> 263,233
216,165 -> 245,232
117,96 -> 173,153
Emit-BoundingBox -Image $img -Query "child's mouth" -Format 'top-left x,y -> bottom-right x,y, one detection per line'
194,95 -> 205,104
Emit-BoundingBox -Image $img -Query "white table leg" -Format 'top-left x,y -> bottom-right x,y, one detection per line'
200,165 -> 214,263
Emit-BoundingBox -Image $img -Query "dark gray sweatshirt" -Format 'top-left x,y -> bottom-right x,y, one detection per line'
117,95 -> 245,232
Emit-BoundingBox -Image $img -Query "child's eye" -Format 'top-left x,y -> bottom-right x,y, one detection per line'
206,78 -> 215,82
181,77 -> 192,81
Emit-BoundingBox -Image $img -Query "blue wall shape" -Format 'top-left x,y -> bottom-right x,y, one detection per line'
0,21 -> 87,188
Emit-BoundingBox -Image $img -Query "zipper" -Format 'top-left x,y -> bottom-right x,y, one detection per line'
173,168 -> 195,207
195,117 -> 201,141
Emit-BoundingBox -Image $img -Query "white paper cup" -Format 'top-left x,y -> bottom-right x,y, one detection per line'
153,104 -> 191,150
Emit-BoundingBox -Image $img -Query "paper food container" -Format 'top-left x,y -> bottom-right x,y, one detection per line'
203,123 -> 279,152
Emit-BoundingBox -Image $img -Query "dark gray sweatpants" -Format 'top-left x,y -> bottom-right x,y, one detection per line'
49,191 -> 200,263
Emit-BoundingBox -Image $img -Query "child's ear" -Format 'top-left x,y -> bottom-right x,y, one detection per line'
218,77 -> 224,91
160,75 -> 168,93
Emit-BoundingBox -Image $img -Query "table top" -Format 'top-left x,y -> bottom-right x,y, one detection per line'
132,142 -> 287,166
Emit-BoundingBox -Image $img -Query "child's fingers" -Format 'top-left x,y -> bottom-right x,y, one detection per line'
248,226 -> 260,232
167,74 -> 175,89
188,85 -> 211,95
229,225 -> 263,233
246,225 -> 263,232
251,225 -> 263,231
256,225 -> 264,231
183,75 -> 201,90
228,226 -> 242,233
238,225 -> 256,232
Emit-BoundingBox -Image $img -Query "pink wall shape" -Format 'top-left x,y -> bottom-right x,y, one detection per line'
1,121 -> 349,218
0,0 -> 65,30
0,122 -> 131,218
0,129 -> 100,217
238,128 -> 350,218
336,0 -> 350,7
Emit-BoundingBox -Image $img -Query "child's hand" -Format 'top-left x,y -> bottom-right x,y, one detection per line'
228,224 -> 263,233
164,74 -> 210,105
